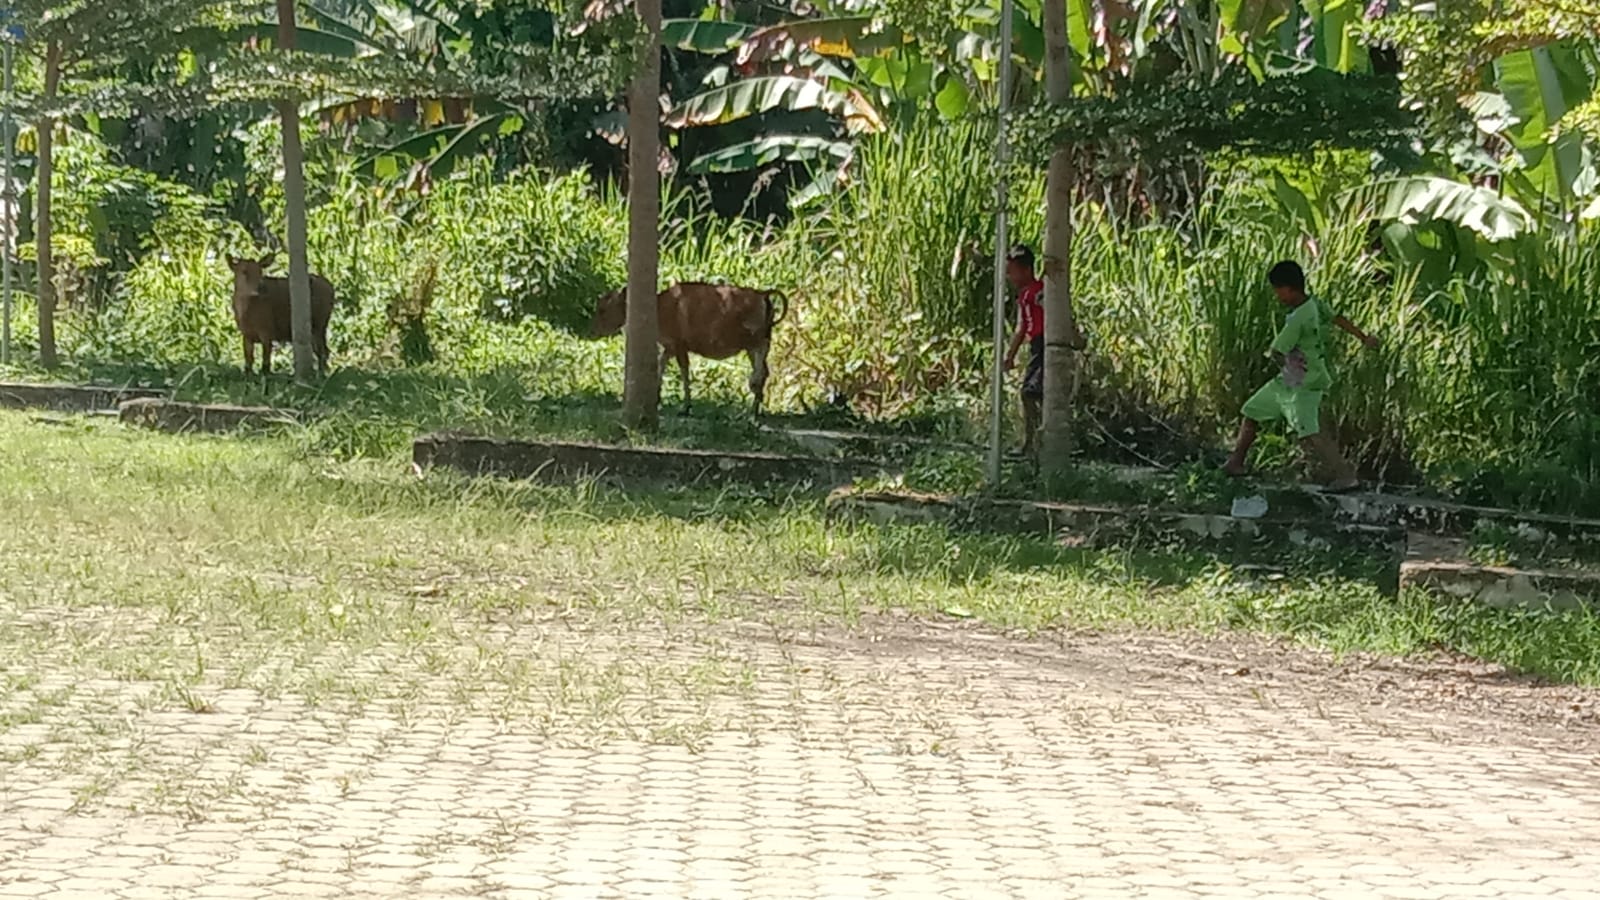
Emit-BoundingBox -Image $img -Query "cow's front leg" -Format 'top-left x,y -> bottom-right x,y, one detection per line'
243,337 -> 256,376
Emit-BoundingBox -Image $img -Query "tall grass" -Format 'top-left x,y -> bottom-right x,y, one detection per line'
782,116 -> 1045,423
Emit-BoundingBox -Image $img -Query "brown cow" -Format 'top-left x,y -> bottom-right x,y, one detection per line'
227,255 -> 338,376
591,282 -> 787,415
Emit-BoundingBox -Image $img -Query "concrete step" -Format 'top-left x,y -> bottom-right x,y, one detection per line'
1400,532 -> 1600,612
763,426 -> 975,459
1325,492 -> 1600,542
826,487 -> 1403,560
415,433 -> 878,492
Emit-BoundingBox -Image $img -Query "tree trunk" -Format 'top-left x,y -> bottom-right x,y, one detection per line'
622,0 -> 663,430
277,0 -> 317,383
34,42 -> 61,369
1039,0 -> 1081,478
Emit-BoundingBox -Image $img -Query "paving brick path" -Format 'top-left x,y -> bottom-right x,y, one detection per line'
3,613 -> 1598,899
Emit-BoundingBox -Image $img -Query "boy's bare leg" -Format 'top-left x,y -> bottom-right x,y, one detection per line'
1302,432 -> 1359,491
1021,394 -> 1042,458
1223,419 -> 1258,476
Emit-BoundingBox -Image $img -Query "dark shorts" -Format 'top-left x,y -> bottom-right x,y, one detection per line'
1022,336 -> 1045,398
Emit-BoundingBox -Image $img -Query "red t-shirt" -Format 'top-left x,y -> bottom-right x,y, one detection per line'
1018,280 -> 1045,340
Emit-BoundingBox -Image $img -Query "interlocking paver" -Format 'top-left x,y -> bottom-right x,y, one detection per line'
3,612 -> 1599,900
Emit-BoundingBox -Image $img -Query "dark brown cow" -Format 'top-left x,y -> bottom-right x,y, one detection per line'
591,282 -> 787,415
227,256 -> 338,376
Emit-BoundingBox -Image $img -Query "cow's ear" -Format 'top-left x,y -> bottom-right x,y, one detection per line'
258,254 -> 275,268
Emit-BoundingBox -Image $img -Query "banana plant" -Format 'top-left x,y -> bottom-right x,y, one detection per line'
660,5 -> 902,207
1488,40 -> 1599,213
657,0 -> 1052,205
234,0 -> 625,192
1368,0 -> 1600,220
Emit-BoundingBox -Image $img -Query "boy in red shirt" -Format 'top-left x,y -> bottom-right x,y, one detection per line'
1003,245 -> 1047,458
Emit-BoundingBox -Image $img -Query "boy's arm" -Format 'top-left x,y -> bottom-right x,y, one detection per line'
1004,328 -> 1027,369
1269,311 -> 1302,358
1333,315 -> 1381,350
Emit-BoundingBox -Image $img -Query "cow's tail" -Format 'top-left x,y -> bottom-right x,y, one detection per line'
766,290 -> 790,331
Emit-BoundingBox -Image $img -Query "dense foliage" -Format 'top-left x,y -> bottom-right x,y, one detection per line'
4,0 -> 1600,513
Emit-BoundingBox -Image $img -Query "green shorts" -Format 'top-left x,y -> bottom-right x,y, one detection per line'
1242,378 -> 1323,438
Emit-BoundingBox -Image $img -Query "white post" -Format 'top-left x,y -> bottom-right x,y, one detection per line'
986,0 -> 1016,489
1,40 -> 12,367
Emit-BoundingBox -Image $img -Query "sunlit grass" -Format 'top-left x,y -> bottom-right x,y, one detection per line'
1,412 -> 1597,696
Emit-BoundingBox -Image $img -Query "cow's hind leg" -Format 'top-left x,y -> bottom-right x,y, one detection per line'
260,341 -> 274,379
747,345 -> 770,417
676,350 -> 693,415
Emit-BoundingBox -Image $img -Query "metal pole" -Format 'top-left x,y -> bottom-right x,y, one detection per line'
2,40 -> 12,367
986,0 -> 1016,490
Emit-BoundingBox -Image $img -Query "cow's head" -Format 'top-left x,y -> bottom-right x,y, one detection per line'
589,288 -> 627,338
227,254 -> 274,299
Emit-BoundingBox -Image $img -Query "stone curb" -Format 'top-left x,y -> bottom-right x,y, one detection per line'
825,487 -> 1404,556
0,381 -> 165,413
414,433 -> 876,491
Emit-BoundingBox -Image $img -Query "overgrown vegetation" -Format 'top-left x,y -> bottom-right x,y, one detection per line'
2,0 -> 1600,518
14,126 -> 1600,514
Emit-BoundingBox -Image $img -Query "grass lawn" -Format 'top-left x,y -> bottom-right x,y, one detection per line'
1,408 -> 1598,731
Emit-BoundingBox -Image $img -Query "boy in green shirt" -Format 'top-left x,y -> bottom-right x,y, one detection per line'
1223,261 -> 1380,492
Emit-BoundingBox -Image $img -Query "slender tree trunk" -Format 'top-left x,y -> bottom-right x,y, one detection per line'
277,0 -> 316,383
1039,0 -> 1081,477
623,0 -> 663,430
34,42 -> 61,369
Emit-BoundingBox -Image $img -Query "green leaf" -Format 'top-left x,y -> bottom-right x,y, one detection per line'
301,2 -> 390,52
1495,43 -> 1594,148
686,135 -> 852,174
1465,91 -> 1514,136
1510,131 -> 1595,207
1381,176 -> 1535,243
1014,7 -> 1045,67
737,17 -> 906,64
935,73 -> 971,119
425,114 -> 510,180
498,115 -> 525,137
1218,0 -> 1292,57
1272,171 -> 1321,232
790,164 -> 848,209
857,55 -> 935,100
1067,0 -> 1093,63
1382,221 -> 1469,283
229,23 -> 365,58
665,76 -> 885,134
1494,42 -> 1597,201
662,19 -> 754,53
1303,0 -> 1369,74
354,124 -> 458,177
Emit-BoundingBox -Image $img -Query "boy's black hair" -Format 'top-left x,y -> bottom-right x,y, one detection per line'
1007,244 -> 1036,268
1268,260 -> 1307,291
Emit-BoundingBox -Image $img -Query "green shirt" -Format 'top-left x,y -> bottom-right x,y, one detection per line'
1270,296 -> 1333,392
